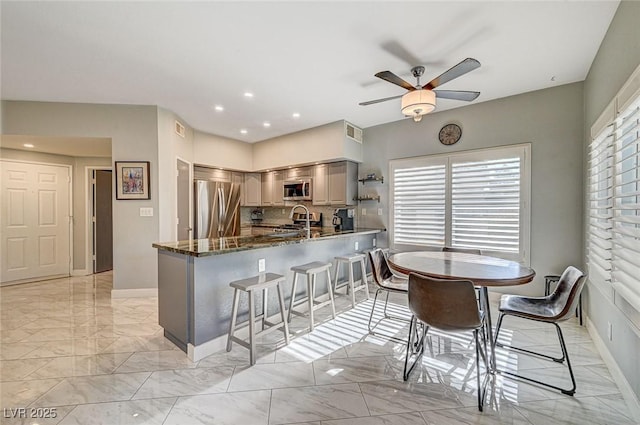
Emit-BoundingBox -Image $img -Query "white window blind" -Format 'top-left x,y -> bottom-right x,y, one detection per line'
392,161 -> 446,246
587,124 -> 614,287
451,157 -> 521,253
390,144 -> 530,263
612,98 -> 640,311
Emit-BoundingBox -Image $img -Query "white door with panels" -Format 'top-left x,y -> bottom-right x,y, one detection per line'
1,160 -> 71,284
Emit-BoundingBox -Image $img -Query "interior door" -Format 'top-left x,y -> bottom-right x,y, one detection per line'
177,159 -> 191,240
1,160 -> 70,284
93,169 -> 113,273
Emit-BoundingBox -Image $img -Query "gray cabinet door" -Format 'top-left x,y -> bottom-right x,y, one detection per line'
261,172 -> 273,205
244,173 -> 262,206
313,164 -> 329,205
329,162 -> 347,205
272,171 -> 285,206
232,172 -> 244,206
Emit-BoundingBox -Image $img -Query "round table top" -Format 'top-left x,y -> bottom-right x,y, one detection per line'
388,251 -> 535,287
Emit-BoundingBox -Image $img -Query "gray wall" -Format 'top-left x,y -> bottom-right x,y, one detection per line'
583,0 -> 640,403
361,82 -> 585,297
2,101 -> 159,291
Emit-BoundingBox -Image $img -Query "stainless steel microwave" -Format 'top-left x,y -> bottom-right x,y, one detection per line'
283,179 -> 312,201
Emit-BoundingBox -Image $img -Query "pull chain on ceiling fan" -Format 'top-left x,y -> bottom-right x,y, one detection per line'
360,58 -> 481,122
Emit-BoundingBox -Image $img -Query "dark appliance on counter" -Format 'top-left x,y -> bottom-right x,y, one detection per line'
333,208 -> 354,231
283,178 -> 312,201
291,211 -> 323,228
250,208 -> 264,224
194,180 -> 241,238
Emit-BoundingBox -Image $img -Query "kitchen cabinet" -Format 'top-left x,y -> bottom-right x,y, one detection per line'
193,166 -> 231,182
313,164 -> 329,205
286,166 -> 312,179
244,173 -> 262,206
231,172 -> 244,206
313,161 -> 358,206
329,162 -> 357,205
261,170 -> 285,206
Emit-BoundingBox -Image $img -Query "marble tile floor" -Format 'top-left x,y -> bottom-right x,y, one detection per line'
0,272 -> 637,425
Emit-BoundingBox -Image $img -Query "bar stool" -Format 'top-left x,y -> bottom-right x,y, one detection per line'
545,274 -> 583,326
287,261 -> 336,331
333,253 -> 370,308
227,272 -> 290,365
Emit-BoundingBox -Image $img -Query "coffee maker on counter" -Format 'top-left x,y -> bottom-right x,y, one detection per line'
332,208 -> 355,231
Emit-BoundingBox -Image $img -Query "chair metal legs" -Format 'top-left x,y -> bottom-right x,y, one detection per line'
494,312 -> 577,396
402,315 -> 428,380
367,288 -> 410,342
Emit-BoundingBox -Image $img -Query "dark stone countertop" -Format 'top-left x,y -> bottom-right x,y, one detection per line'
153,227 -> 385,257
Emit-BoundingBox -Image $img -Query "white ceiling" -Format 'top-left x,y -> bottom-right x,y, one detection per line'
1,1 -> 619,144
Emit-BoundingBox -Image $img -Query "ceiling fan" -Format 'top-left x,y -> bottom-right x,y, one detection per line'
360,58 -> 481,122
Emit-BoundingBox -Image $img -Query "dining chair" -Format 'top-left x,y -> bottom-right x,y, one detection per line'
366,248 -> 409,339
404,272 -> 489,411
493,265 -> 586,395
442,246 -> 483,255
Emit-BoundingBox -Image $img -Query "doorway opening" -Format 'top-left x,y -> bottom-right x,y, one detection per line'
90,168 -> 113,273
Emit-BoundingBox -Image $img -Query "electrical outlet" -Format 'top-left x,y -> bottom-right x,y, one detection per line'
258,258 -> 266,273
362,208 -> 367,215
377,208 -> 383,216
355,241 -> 359,251
373,238 -> 376,247
281,209 -> 285,215
608,322 -> 613,341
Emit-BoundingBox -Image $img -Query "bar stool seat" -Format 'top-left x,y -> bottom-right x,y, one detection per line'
333,253 -> 370,307
288,261 -> 336,331
227,272 -> 290,365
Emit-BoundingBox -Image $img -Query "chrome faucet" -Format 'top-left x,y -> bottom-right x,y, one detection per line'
289,204 -> 310,239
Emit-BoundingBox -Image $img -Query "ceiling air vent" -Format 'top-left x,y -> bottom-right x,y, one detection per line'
175,120 -> 186,138
345,121 -> 363,143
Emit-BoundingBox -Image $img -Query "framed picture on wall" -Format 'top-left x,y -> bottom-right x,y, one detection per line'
115,161 -> 150,200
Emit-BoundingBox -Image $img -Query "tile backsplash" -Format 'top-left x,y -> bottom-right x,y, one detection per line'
241,203 -> 347,228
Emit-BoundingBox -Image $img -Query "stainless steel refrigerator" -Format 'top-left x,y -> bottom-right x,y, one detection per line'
194,180 -> 242,238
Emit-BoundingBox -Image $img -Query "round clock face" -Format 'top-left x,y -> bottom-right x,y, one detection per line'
439,123 -> 462,145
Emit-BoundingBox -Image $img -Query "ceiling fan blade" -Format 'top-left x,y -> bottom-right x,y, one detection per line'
374,71 -> 416,91
424,58 -> 481,89
380,40 -> 422,66
434,90 -> 480,101
359,94 -> 404,106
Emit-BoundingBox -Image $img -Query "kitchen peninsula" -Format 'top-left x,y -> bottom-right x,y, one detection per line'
153,227 -> 383,361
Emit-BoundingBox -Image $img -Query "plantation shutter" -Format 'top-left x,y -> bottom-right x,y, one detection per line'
611,98 -> 640,311
450,156 -> 521,253
587,123 -> 615,287
392,159 -> 446,247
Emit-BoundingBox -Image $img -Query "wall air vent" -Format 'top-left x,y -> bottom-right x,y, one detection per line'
345,121 -> 363,144
175,120 -> 186,138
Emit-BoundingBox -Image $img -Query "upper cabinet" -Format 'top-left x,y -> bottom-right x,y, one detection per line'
313,161 -> 358,206
313,164 -> 329,205
194,166 -> 231,182
261,170 -> 285,206
244,173 -> 262,207
286,166 -> 312,179
231,172 -> 244,206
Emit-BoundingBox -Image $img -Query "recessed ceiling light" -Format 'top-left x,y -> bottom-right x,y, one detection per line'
214,105 -> 224,112
244,92 -> 254,98
263,122 -> 271,128
240,129 -> 248,134
292,112 -> 300,118
23,143 -> 35,148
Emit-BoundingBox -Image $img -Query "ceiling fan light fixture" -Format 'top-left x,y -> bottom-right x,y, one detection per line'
401,89 -> 436,120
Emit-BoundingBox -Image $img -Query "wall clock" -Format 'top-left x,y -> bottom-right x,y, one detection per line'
439,123 -> 462,145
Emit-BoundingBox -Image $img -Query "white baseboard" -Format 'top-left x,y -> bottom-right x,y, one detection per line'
71,269 -> 91,276
188,335 -> 227,362
111,288 -> 158,298
586,316 -> 640,422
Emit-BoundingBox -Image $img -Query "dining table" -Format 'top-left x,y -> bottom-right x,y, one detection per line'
387,250 -> 536,370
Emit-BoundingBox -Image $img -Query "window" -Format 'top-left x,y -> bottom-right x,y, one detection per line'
390,144 -> 531,263
587,91 -> 640,313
